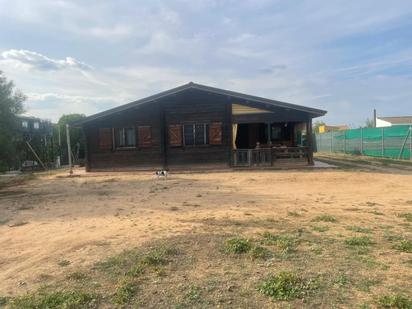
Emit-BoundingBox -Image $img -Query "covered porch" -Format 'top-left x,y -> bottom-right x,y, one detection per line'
231,106 -> 314,167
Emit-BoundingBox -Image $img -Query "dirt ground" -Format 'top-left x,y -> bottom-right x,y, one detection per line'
0,166 -> 411,307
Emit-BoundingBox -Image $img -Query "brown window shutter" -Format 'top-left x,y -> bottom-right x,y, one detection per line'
169,125 -> 182,147
138,126 -> 152,148
209,122 -> 222,145
99,128 -> 112,150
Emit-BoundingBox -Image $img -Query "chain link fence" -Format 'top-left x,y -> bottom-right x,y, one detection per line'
315,125 -> 412,160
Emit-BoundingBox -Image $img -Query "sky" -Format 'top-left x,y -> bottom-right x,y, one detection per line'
0,0 -> 411,126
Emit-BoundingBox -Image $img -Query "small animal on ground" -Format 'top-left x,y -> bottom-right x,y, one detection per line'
155,169 -> 169,179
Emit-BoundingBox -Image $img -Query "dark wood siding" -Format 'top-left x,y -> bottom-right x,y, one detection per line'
162,90 -> 231,166
84,103 -> 163,170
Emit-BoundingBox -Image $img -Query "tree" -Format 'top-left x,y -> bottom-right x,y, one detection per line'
55,114 -> 86,164
0,71 -> 26,171
364,118 -> 375,128
313,121 -> 326,134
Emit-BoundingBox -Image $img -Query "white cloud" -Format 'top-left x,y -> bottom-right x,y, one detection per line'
1,49 -> 92,71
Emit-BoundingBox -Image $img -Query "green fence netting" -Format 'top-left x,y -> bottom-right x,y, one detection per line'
315,125 -> 412,160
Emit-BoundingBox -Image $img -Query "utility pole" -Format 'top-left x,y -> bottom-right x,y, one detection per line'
66,124 -> 73,175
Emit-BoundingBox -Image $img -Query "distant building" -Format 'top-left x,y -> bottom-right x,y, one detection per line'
375,116 -> 412,128
18,116 -> 53,135
318,124 -> 349,133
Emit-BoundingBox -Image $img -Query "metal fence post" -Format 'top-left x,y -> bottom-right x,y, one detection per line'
410,126 -> 412,161
343,131 -> 346,153
319,133 -> 322,151
330,132 -> 333,153
381,127 -> 384,157
360,127 -> 363,155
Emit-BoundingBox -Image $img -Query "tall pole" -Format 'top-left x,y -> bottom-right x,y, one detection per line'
57,124 -> 62,168
66,124 -> 73,175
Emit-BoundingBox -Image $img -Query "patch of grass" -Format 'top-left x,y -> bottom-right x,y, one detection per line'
66,271 -> 88,281
333,273 -> 350,287
8,221 -> 29,227
345,236 -> 373,247
142,246 -> 178,266
224,238 -> 252,254
287,211 -> 301,217
0,296 -> 8,306
112,278 -> 137,305
261,232 -> 298,254
356,278 -> 380,292
312,214 -> 338,223
397,213 -> 412,222
125,265 -> 144,277
185,284 -> 201,302
384,233 -> 404,242
393,239 -> 412,253
175,285 -> 203,308
250,245 -> 272,259
377,294 -> 412,308
345,226 -> 372,233
369,210 -> 384,216
58,259 -> 71,267
312,226 -> 329,232
9,290 -> 99,309
257,272 -> 319,301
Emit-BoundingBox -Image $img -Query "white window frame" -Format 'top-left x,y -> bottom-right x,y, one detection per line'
183,123 -> 209,146
116,127 -> 136,149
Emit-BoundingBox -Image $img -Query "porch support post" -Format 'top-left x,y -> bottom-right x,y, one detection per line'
267,123 -> 271,144
306,119 -> 314,165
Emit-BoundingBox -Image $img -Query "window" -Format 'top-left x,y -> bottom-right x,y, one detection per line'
22,121 -> 28,128
138,126 -> 152,148
116,127 -> 136,148
99,128 -> 113,150
271,125 -> 282,140
183,124 -> 209,146
33,122 -> 40,129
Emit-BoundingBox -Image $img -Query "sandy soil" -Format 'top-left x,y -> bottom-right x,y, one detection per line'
0,167 -> 411,297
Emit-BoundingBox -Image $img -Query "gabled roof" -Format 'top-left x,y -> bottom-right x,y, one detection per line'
378,116 -> 412,125
73,82 -> 327,125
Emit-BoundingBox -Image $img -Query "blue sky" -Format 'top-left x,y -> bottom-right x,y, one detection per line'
0,0 -> 411,125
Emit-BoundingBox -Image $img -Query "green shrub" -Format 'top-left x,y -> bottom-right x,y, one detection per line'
378,294 -> 412,308
393,240 -> 412,253
10,290 -> 99,309
224,238 -> 252,254
345,236 -> 373,247
257,272 -> 319,301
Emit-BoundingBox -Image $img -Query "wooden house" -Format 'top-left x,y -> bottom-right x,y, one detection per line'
73,82 -> 326,171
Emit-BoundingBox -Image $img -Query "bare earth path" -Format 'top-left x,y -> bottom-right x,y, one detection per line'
0,168 -> 411,303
